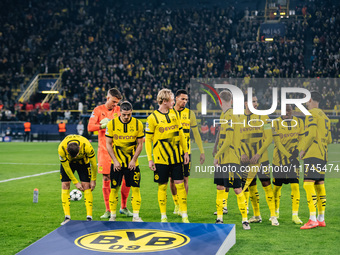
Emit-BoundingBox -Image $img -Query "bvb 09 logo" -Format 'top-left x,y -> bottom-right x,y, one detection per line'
113,134 -> 119,140
159,127 -> 164,133
75,229 -> 190,253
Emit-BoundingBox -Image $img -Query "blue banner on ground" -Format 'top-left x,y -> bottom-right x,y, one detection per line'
18,221 -> 235,255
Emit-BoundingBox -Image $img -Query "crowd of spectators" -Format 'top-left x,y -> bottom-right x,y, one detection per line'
0,0 -> 339,125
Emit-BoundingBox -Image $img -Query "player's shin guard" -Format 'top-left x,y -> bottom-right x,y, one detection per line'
216,189 -> 224,219
249,185 -> 260,217
131,187 -> 141,215
121,178 -> 130,209
263,185 -> 276,217
61,189 -> 70,217
103,180 -> 111,212
314,183 -> 326,221
291,183 -> 300,215
223,190 -> 229,209
175,182 -> 187,216
236,192 -> 248,222
109,187 -> 119,216
303,182 -> 317,221
273,185 -> 282,215
84,189 -> 93,217
158,184 -> 168,215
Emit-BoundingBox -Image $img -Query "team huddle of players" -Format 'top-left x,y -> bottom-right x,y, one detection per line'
58,88 -> 331,230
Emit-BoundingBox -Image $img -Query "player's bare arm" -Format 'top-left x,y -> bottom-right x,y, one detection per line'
129,137 -> 143,170
106,136 -> 121,171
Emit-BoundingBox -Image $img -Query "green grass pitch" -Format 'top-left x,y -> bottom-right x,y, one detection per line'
0,142 -> 339,254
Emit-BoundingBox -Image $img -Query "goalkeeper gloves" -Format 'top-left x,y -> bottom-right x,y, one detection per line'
100,118 -> 110,129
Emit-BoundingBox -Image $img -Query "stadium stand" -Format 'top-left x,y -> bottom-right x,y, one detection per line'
0,0 -> 339,128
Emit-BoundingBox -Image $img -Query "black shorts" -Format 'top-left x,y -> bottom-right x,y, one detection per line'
214,165 -> 228,186
272,164 -> 299,186
214,164 -> 242,188
110,165 -> 141,188
226,164 -> 243,189
303,158 -> 326,181
242,161 -> 271,183
60,162 -> 91,183
154,163 -> 184,184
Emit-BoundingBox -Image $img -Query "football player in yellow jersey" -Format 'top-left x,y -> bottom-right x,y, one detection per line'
145,89 -> 190,223
170,89 -> 205,215
106,101 -> 144,222
240,96 -> 279,226
272,105 -> 304,224
214,90 -> 250,230
299,91 -> 332,229
58,135 -> 97,225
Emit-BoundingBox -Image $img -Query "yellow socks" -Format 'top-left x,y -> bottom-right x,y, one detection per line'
61,189 -> 70,217
131,187 -> 141,217
263,185 -> 276,217
290,183 -> 300,215
172,194 -> 179,207
249,185 -> 260,217
303,182 -> 317,221
236,192 -> 248,222
244,189 -> 249,209
273,185 -> 282,215
223,191 -> 229,209
109,187 -> 119,217
175,182 -> 187,217
158,184 -> 168,216
84,189 -> 93,217
315,183 -> 326,221
216,189 -> 224,220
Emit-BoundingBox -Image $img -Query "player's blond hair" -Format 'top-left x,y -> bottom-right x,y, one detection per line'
157,89 -> 174,105
219,90 -> 232,102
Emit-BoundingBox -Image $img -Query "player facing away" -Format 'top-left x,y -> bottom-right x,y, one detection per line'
145,89 -> 190,223
213,119 -> 229,216
272,105 -> 304,224
240,96 -> 279,226
58,135 -> 97,225
88,88 -> 132,219
106,101 -> 144,222
299,91 -> 332,229
213,90 -> 250,230
170,89 -> 205,215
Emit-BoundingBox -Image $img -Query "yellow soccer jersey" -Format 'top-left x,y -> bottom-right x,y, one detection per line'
300,108 -> 332,161
105,117 -> 144,167
272,116 -> 304,166
145,109 -> 188,164
177,108 -> 204,155
215,108 -> 242,165
240,113 -> 272,163
58,134 -> 97,184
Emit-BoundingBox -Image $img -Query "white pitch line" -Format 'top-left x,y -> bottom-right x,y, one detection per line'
0,170 -> 59,183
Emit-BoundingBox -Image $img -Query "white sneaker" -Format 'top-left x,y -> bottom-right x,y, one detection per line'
109,216 -> 116,221
269,216 -> 279,226
132,217 -> 143,222
249,216 -> 262,223
242,221 -> 251,230
61,216 -> 70,225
